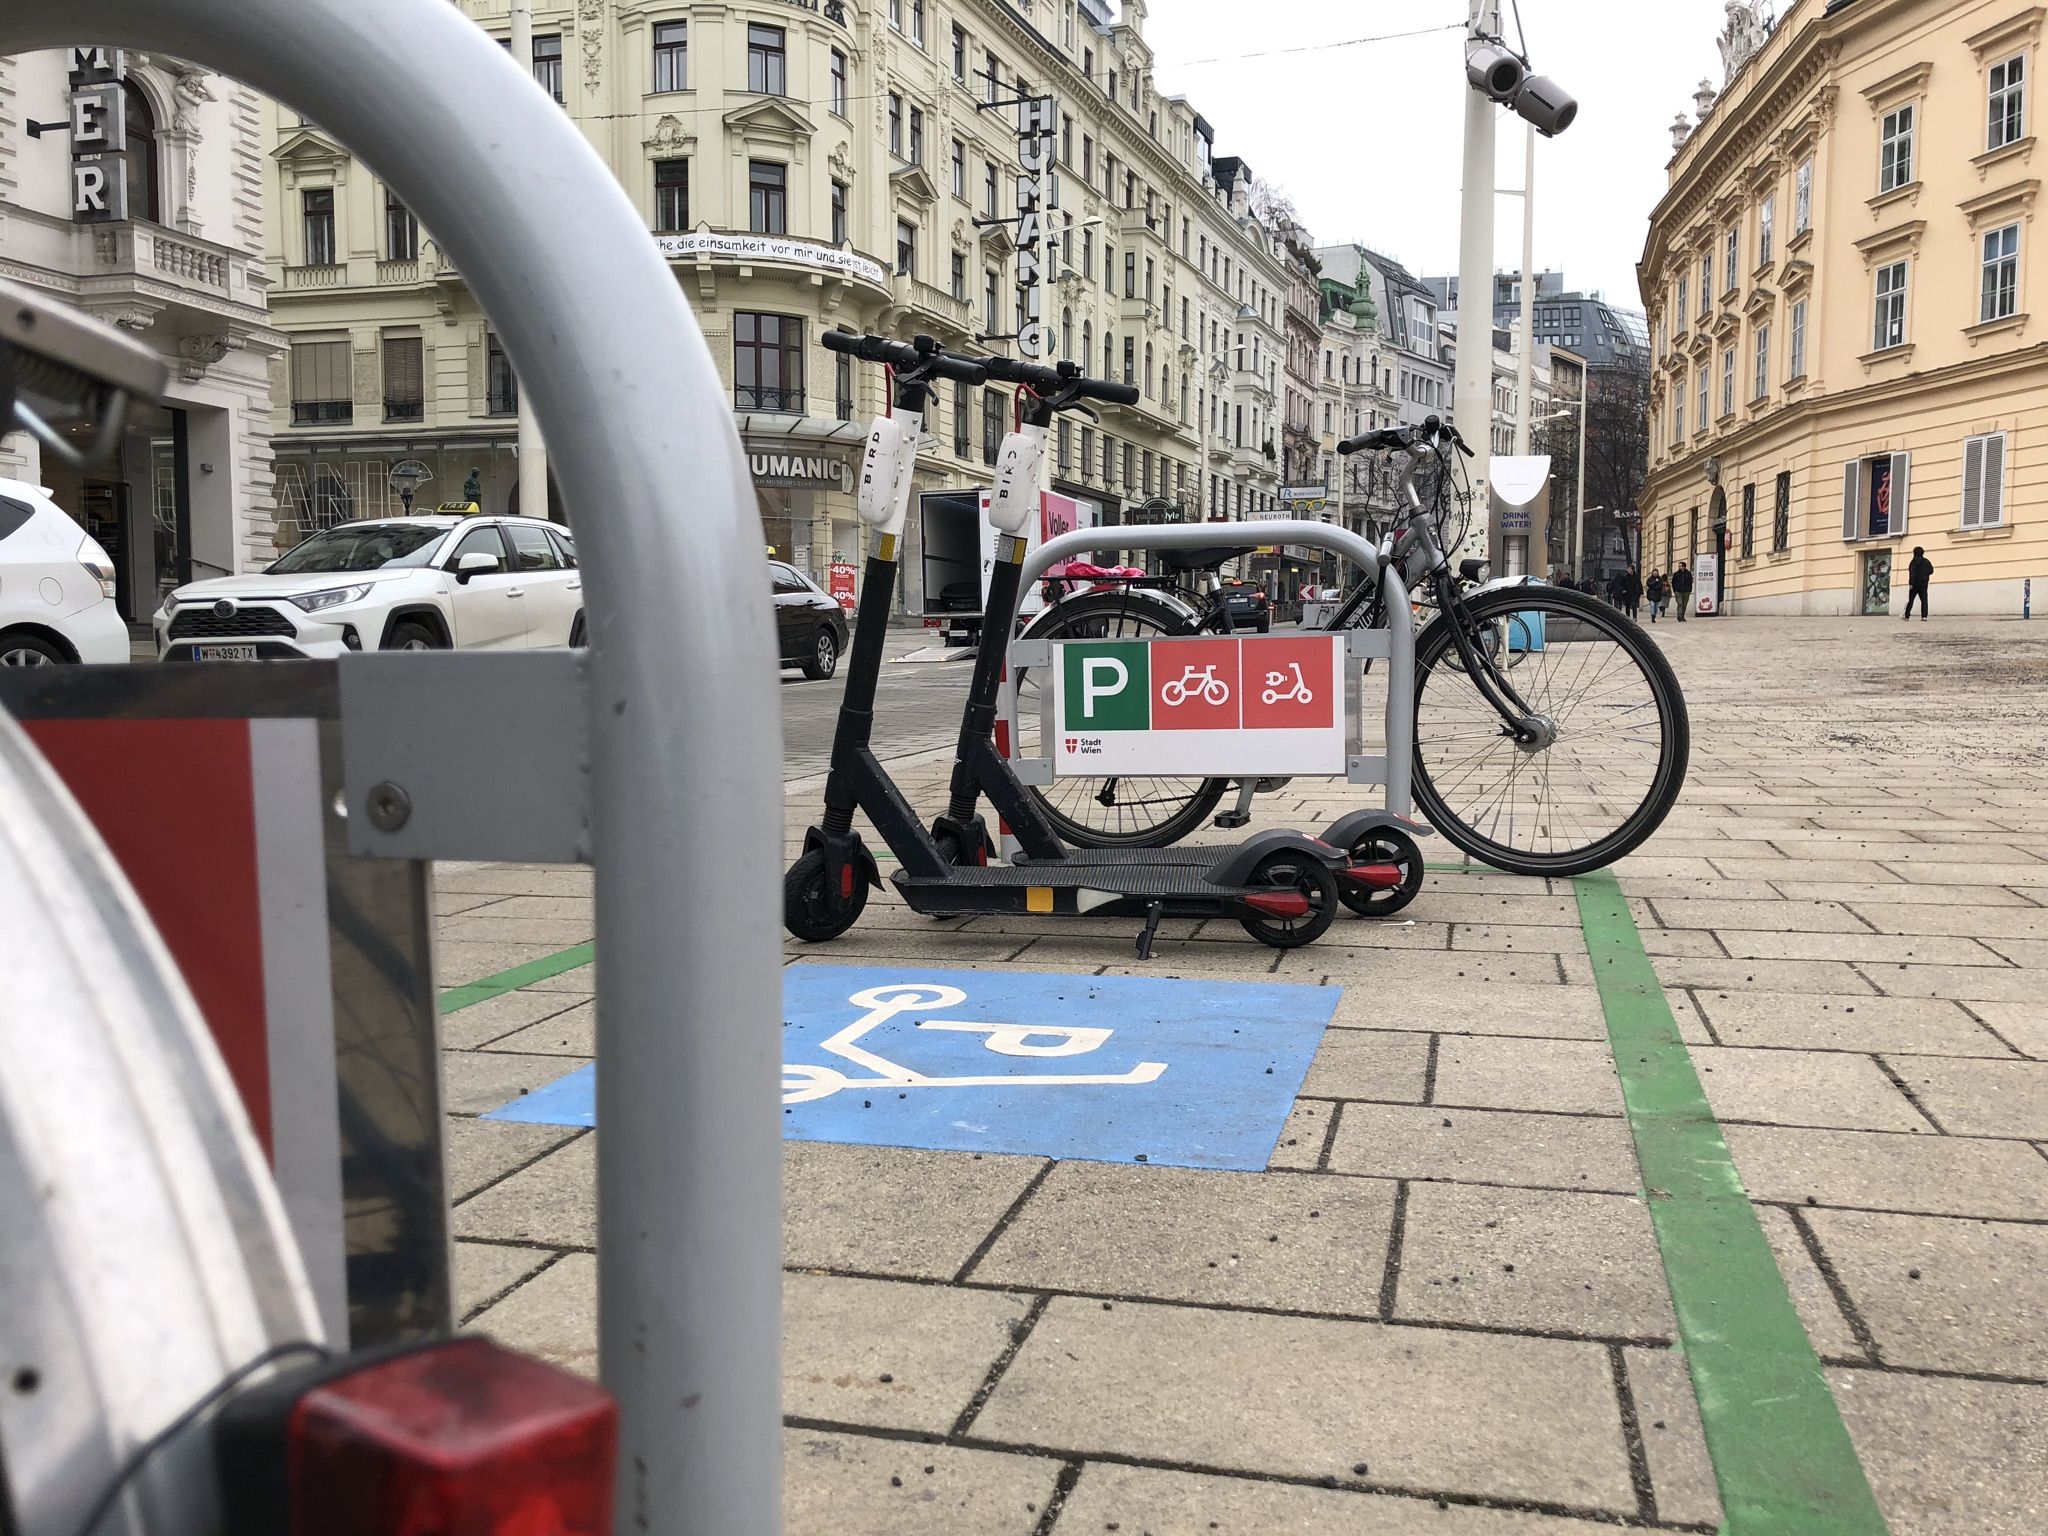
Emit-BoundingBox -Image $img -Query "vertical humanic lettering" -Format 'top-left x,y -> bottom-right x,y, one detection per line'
1012,91 -> 1058,356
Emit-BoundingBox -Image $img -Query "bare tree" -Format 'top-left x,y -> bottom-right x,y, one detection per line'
1535,354 -> 1650,578
1248,178 -> 1304,233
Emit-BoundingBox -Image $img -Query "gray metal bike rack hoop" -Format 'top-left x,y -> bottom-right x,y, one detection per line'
0,4 -> 786,1533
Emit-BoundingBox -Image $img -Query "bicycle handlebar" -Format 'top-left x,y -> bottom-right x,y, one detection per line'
1338,413 -> 1475,459
822,329 -> 987,385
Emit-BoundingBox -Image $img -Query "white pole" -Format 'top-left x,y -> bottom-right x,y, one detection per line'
1514,124 -> 1535,457
510,0 -> 549,521
1453,0 -> 1499,561
1573,389 -> 1589,576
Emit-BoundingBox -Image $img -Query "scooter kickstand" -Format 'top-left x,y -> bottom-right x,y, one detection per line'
1135,901 -> 1165,962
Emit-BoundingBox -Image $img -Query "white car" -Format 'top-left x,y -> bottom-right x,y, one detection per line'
0,477 -> 129,666
155,514 -> 584,661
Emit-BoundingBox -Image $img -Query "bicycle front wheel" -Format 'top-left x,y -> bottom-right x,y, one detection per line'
1411,586 -> 1689,877
1013,589 -> 1228,847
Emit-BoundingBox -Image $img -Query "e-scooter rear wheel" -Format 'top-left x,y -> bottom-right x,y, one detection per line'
784,849 -> 868,941
1237,851 -> 1340,949
1340,828 -> 1424,918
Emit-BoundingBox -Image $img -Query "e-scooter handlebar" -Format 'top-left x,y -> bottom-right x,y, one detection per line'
822,329 -> 988,385
980,355 -> 1140,410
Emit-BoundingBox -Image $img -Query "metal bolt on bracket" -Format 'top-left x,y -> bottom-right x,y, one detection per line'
365,781 -> 412,832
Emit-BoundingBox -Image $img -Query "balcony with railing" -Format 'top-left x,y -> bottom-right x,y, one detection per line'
892,273 -> 973,335
291,399 -> 354,427
83,219 -> 255,323
283,263 -> 346,289
736,385 -> 805,414
384,397 -> 425,424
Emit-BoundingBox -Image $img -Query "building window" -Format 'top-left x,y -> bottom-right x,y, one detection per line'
1740,483 -> 1755,558
895,219 -> 916,278
1842,452 -> 1909,540
888,93 -> 903,155
1990,54 -> 2027,151
1874,260 -> 1907,350
747,25 -> 786,95
1773,470 -> 1791,551
1794,157 -> 1813,234
486,332 -> 518,415
982,389 -> 1003,465
984,268 -> 1000,333
1752,322 -> 1769,401
1981,223 -> 2020,323
290,339 -> 351,425
1699,253 -> 1713,316
1056,419 -> 1071,473
889,0 -> 901,31
1962,431 -> 2008,528
302,188 -> 336,266
653,158 -> 689,232
950,139 -> 965,198
384,188 -> 418,260
532,34 -> 563,101
120,80 -> 161,224
1123,251 -> 1135,297
1789,298 -> 1808,378
1676,275 -> 1689,330
1759,196 -> 1774,268
653,21 -> 687,92
733,312 -> 803,412
382,335 -> 423,423
836,353 -> 854,422
748,161 -> 786,234
1724,227 -> 1738,290
1696,364 -> 1708,432
910,0 -> 925,48
908,106 -> 924,164
983,49 -> 999,104
952,387 -> 969,457
829,179 -> 847,245
983,160 -> 999,217
1122,335 -> 1134,385
829,48 -> 846,115
949,251 -> 966,301
1879,103 -> 1914,193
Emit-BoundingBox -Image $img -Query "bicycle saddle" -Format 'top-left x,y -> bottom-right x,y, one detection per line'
1157,545 -> 1257,573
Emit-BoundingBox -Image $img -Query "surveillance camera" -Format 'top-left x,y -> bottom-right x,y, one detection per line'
1514,75 -> 1579,137
0,276 -> 168,470
1465,43 -> 1527,103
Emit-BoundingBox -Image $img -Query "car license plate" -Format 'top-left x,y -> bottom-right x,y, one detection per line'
192,643 -> 258,661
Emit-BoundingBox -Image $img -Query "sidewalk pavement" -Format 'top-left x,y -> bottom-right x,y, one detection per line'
435,613 -> 2048,1535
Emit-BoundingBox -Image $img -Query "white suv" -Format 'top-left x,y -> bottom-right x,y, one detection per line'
155,515 -> 584,661
0,477 -> 129,666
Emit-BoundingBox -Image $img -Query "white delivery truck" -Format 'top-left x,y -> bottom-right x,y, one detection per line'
915,486 -> 1097,647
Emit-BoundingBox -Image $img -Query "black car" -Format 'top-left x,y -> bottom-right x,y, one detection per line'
1218,580 -> 1272,632
772,561 -> 851,679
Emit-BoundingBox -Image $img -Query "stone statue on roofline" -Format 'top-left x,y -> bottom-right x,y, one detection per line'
1718,1 -> 1770,84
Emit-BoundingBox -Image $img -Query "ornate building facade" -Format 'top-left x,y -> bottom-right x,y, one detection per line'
1641,0 -> 2048,615
0,47 -> 281,625
260,0 -> 1294,599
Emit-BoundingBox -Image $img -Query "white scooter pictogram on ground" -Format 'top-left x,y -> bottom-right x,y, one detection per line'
782,983 -> 1168,1104
1160,664 -> 1231,708
1262,662 -> 1313,706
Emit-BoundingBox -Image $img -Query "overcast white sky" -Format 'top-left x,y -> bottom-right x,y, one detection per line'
1134,0 -> 1740,311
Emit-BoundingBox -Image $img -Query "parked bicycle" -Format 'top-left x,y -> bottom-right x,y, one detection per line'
1013,418 -> 1690,877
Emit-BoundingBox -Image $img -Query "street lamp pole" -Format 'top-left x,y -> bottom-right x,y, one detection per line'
1452,0 -> 1500,564
510,0 -> 549,523
1572,388 -> 1589,576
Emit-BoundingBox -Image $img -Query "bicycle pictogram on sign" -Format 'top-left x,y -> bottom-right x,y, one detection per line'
1160,664 -> 1231,708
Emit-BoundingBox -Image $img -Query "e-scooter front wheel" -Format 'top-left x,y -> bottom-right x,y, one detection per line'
784,849 -> 869,941
1236,851 -> 1340,949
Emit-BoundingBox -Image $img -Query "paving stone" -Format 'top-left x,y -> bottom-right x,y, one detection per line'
1431,1038 -> 1624,1117
1726,1123 -> 2048,1220
1977,935 -> 2048,968
1686,1046 -> 1930,1132
1971,1002 -> 2048,1060
975,1297 -> 1637,1514
516,963 -> 597,992
1326,982 -> 1608,1041
469,1250 -> 598,1375
1395,1184 -> 1672,1340
1648,897 -> 1870,932
439,986 -> 588,1050
1774,881 -> 2035,907
443,1117 -> 581,1202
482,1000 -> 595,1056
437,915 -> 597,948
1828,1367 -> 2048,1535
970,1162 -> 1394,1314
1265,1099 -> 1333,1170
451,1133 -> 594,1246
434,892 -> 508,918
1856,962 -> 2041,1003
784,1271 -> 1033,1433
1850,905 -> 2048,940
433,865 -> 594,898
1691,991 -> 2008,1055
453,1239 -> 553,1319
1327,1103 -> 1642,1194
441,1049 -> 587,1116
1054,1463 -> 1636,1534
785,1431 -> 1055,1536
1447,925 -> 1581,954
1621,1345 -> 1722,1528
1806,1209 -> 2048,1377
1711,929 -> 2003,965
1649,955 -> 1878,994
794,932 -> 1029,963
1709,857 -> 1907,883
1280,951 -> 1570,988
1871,862 -> 2048,887
783,1141 -> 1049,1279
1756,1206 -> 1863,1360
435,940 -> 566,990
468,894 -> 596,923
1882,1057 -> 2048,1139
1302,1029 -> 1430,1101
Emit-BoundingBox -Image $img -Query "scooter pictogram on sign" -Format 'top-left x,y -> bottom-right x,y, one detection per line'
1261,662 -> 1313,707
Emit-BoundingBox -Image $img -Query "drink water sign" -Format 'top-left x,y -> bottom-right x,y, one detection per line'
1052,634 -> 1346,776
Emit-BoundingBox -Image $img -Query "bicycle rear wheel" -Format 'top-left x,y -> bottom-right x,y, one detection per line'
1411,586 -> 1688,876
1013,589 -> 1228,847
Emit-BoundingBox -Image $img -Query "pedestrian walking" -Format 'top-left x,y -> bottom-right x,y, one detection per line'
1903,546 -> 1934,621
1645,569 -> 1667,622
1621,565 -> 1643,622
1671,561 -> 1694,622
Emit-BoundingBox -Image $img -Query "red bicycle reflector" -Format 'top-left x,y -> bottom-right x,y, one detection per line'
1340,863 -> 1405,891
1243,889 -> 1311,918
218,1337 -> 615,1536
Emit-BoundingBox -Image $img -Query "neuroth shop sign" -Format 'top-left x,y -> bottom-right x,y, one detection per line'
1052,634 -> 1345,777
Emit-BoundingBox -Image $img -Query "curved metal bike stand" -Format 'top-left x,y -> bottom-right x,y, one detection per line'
1010,521 -> 1415,815
0,5 -> 785,1532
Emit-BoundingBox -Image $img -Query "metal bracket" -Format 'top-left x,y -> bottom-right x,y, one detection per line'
1011,639 -> 1054,668
1345,629 -> 1392,660
338,649 -> 590,863
1347,755 -> 1390,786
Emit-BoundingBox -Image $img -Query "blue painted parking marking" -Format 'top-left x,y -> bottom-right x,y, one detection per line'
484,963 -> 1339,1171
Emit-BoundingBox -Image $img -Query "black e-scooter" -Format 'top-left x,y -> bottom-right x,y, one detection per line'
785,335 -> 1389,957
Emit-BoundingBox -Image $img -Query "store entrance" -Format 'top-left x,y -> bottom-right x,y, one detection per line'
51,402 -> 190,623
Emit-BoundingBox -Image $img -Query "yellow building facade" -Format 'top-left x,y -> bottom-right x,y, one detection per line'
1640,0 -> 2048,615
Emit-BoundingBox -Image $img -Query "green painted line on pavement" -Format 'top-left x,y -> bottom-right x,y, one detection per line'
439,942 -> 595,1015
1574,869 -> 1887,1535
